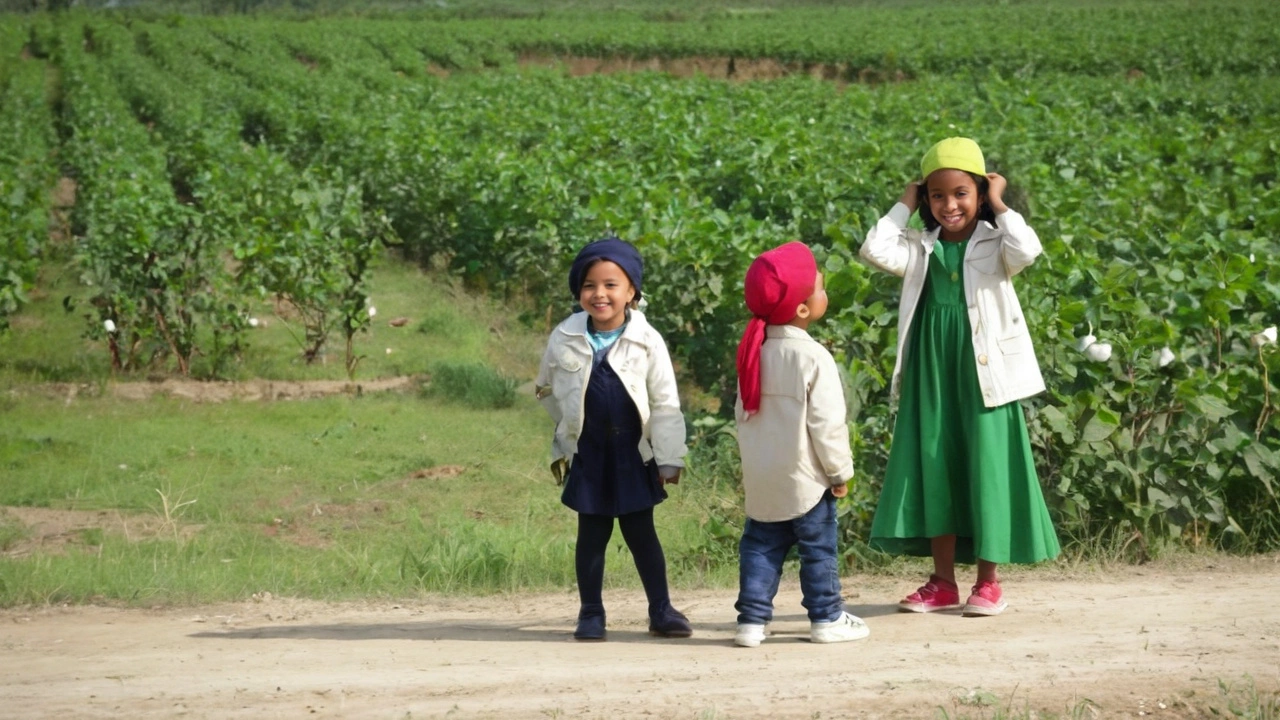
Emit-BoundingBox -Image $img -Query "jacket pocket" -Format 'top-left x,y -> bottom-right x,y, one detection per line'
967,240 -> 1005,276
552,350 -> 584,373
996,332 -> 1029,355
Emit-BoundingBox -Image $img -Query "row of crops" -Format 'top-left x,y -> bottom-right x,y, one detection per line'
1,4 -> 1278,551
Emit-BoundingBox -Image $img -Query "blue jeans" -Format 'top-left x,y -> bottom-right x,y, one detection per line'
735,493 -> 843,625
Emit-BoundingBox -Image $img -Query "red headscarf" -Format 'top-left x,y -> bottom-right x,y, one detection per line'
736,242 -> 817,416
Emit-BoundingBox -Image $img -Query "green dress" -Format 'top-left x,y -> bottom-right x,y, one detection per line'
869,238 -> 1060,565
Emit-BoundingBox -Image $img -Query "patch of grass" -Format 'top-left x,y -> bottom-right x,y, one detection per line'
1212,676 -> 1280,720
0,256 -> 758,606
424,361 -> 519,409
934,676 -> 1280,720
0,357 -> 749,605
0,251 -> 544,385
0,514 -> 27,553
0,263 -> 108,385
0,388 -> 562,603
0,373 -> 758,604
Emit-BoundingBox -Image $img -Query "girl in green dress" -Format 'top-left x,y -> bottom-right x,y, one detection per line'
858,138 -> 1060,617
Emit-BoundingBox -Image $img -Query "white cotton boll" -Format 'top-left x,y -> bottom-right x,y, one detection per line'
248,317 -> 260,328
104,319 -> 117,334
1074,334 -> 1097,352
1084,342 -> 1113,362
1249,253 -> 1256,263
1253,326 -> 1278,347
385,348 -> 393,355
367,306 -> 377,319
1157,346 -> 1175,368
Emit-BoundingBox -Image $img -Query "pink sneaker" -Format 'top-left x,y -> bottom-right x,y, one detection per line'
897,575 -> 962,613
962,580 -> 1009,617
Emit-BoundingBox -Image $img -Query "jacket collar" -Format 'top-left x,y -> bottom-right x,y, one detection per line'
917,218 -> 999,252
558,308 -> 654,344
764,324 -> 813,341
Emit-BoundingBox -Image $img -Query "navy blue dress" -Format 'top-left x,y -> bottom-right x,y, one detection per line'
561,342 -> 667,517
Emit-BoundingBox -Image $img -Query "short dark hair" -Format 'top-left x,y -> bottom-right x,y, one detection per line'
917,172 -> 997,232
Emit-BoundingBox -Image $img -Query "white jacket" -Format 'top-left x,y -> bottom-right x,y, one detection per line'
859,203 -> 1046,408
735,325 -> 854,522
535,309 -> 688,467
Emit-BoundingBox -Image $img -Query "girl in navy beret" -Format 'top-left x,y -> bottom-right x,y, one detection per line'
535,237 -> 691,641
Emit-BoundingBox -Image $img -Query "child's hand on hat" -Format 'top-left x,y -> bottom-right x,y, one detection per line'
986,172 -> 1008,213
831,483 -> 848,498
898,181 -> 922,212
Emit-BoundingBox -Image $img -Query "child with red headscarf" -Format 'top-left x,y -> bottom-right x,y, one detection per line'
731,241 -> 869,648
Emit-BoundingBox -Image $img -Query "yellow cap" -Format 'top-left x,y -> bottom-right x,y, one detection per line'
921,137 -> 986,180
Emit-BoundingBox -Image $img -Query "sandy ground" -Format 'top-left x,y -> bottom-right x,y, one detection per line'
2,561 -> 1278,720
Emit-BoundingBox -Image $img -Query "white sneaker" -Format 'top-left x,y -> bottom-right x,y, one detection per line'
810,611 -> 870,643
733,623 -> 767,648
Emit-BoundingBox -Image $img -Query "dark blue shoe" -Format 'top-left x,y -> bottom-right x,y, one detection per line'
648,606 -> 692,638
574,611 -> 606,641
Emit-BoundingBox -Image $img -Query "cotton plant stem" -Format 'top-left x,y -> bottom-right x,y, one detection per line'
1257,345 -> 1274,440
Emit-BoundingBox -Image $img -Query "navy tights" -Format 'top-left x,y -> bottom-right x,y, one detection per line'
576,508 -> 672,618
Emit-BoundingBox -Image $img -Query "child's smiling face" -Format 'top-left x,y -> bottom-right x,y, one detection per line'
578,260 -> 636,332
925,169 -> 985,241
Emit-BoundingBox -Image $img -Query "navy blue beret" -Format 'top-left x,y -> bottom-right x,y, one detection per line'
568,237 -> 644,301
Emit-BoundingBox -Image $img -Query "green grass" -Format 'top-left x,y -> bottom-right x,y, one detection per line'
0,258 -> 742,606
0,255 -> 1256,607
0,251 -> 545,386
934,676 -> 1280,720
0,386 -> 742,605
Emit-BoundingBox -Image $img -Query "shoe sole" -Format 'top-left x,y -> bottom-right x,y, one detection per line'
897,601 -> 963,613
573,634 -> 607,641
810,627 -> 870,643
962,600 -> 1008,617
733,636 -> 763,648
649,629 -> 693,638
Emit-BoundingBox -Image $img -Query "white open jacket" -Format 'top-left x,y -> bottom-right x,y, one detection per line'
859,203 -> 1046,408
535,309 -> 688,468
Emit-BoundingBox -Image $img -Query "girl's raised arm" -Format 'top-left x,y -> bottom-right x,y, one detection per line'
987,173 -> 1043,275
859,182 -> 921,277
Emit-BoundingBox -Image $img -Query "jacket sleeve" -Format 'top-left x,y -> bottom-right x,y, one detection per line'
997,209 -> 1043,276
858,202 -> 915,278
534,337 -> 562,426
645,332 -> 688,467
806,350 -> 855,484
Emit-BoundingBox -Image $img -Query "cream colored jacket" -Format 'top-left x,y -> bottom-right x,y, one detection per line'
535,310 -> 688,468
859,203 -> 1046,408
735,325 -> 854,522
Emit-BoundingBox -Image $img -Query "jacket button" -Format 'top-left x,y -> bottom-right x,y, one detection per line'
950,272 -> 959,282
978,354 -> 988,365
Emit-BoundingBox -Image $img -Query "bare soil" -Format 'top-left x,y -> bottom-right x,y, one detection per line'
0,507 -> 201,558
513,54 -> 909,84
2,557 -> 1278,719
13,376 -> 421,404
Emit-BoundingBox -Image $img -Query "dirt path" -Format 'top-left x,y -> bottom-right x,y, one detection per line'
2,561 -> 1278,719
